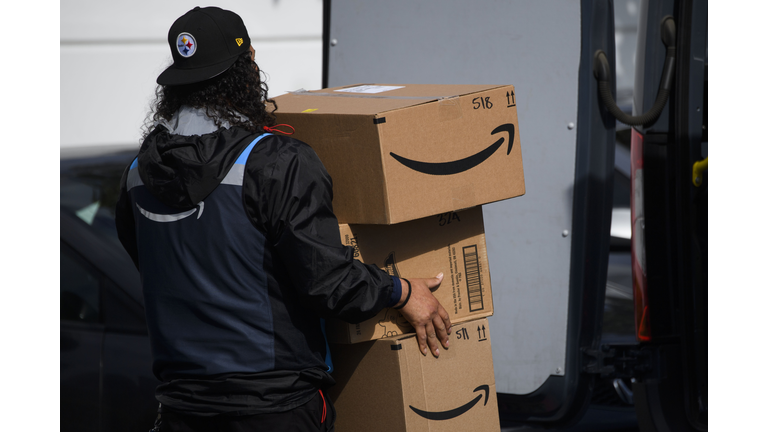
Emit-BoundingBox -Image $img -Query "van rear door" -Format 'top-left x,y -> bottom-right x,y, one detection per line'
629,0 -> 707,430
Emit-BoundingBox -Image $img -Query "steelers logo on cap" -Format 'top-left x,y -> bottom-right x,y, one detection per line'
176,33 -> 197,57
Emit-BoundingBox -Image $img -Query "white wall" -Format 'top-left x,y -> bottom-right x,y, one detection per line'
61,0 -> 323,148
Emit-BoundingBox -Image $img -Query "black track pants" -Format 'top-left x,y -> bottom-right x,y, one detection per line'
155,390 -> 335,432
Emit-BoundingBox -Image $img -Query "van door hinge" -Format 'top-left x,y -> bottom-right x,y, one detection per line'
582,344 -> 652,379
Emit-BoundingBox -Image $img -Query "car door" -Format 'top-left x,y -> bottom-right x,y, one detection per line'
61,152 -> 160,432
323,0 -> 618,428
100,273 -> 158,432
60,238 -> 104,432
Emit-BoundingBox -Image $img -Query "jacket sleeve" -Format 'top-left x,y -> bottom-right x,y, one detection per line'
115,164 -> 140,270
243,138 -> 393,323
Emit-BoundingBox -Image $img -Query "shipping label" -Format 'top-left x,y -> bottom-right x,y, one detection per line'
448,243 -> 485,315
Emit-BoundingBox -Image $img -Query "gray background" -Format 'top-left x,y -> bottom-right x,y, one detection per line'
328,0 -> 581,395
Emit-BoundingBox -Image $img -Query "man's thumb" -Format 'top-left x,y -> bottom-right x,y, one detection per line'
426,272 -> 444,290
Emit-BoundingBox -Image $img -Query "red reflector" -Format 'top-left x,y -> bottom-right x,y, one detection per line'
638,306 -> 651,342
630,129 -> 650,342
632,257 -> 650,341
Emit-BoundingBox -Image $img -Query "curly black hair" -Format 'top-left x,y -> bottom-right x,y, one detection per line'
142,51 -> 277,140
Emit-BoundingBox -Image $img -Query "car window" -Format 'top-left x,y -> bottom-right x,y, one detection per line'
60,159 -> 127,249
61,242 -> 101,323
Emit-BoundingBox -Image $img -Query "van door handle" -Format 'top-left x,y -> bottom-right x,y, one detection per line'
593,16 -> 676,128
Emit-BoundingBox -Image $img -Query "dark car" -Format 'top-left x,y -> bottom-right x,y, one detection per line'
60,146 -> 159,432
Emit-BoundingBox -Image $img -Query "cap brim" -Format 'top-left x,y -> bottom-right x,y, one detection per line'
157,55 -> 240,86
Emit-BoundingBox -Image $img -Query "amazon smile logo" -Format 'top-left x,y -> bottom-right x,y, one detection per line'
409,384 -> 490,420
137,202 -> 205,222
390,124 -> 515,175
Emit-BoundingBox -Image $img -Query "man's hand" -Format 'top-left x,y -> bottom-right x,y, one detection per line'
395,273 -> 452,357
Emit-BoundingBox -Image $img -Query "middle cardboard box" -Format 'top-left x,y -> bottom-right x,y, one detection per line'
326,206 -> 493,344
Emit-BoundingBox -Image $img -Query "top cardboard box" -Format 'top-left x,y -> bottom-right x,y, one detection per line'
273,84 -> 526,224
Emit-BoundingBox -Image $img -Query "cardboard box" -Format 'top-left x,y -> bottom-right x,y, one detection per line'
327,206 -> 492,344
273,83 -> 525,224
328,317 -> 499,432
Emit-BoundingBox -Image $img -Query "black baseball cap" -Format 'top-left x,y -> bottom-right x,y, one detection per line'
157,6 -> 251,86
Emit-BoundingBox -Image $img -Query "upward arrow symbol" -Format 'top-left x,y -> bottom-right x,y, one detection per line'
506,90 -> 516,106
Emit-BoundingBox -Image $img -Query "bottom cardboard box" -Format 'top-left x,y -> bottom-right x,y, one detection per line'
327,317 -> 499,432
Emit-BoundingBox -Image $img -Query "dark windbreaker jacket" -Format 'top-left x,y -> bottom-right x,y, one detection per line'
115,110 -> 395,416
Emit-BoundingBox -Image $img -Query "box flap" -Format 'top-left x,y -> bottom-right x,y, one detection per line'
276,84 -> 506,115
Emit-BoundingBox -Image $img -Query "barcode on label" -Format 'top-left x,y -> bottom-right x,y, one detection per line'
463,245 -> 483,312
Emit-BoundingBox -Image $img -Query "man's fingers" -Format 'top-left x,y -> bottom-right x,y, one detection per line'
425,322 -> 440,357
433,315 -> 450,349
399,273 -> 450,357
437,304 -> 452,335
414,325 -> 429,356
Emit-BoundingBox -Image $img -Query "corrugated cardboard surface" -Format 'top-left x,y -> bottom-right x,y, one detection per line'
327,206 -> 492,344
274,83 -> 525,224
328,317 -> 499,432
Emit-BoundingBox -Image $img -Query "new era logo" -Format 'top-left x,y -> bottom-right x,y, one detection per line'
235,38 -> 244,46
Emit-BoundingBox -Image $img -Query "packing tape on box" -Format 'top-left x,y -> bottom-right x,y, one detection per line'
438,97 -> 463,122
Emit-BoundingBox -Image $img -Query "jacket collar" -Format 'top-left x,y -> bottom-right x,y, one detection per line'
157,106 -> 237,136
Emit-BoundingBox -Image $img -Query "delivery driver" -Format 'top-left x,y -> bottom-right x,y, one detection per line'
115,6 -> 451,432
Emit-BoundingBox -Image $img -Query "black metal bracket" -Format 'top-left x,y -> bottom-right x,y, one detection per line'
593,16 -> 676,128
